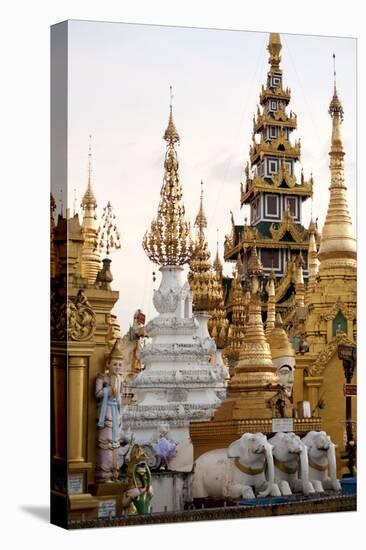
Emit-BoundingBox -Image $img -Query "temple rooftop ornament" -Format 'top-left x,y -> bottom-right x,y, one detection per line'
95,201 -> 122,258
80,136 -> 101,285
268,32 -> 282,71
225,31 -> 314,303
213,230 -> 223,278
188,181 -> 222,312
317,61 -> 356,270
143,87 -> 192,266
81,135 -> 98,210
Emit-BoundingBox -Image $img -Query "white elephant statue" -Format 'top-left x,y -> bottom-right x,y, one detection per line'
301,431 -> 341,492
269,432 -> 314,496
192,432 -> 280,500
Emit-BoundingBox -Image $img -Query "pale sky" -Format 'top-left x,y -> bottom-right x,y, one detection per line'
64,20 -> 356,333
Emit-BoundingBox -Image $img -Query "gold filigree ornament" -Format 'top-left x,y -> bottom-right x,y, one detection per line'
188,181 -> 223,311
142,91 -> 193,267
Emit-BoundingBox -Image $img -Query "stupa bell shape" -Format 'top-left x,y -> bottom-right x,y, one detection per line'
123,97 -> 227,471
80,138 -> 101,284
317,86 -> 356,270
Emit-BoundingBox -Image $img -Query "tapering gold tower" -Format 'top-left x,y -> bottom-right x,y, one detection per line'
188,181 -> 222,311
80,137 -> 101,285
228,246 -> 278,418
307,218 -> 319,294
296,70 -> 357,473
295,253 -> 305,307
223,256 -> 246,366
208,238 -> 229,350
265,267 -> 276,335
317,84 -> 356,270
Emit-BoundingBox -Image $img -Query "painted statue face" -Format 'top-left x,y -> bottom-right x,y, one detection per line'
109,358 -> 123,375
278,364 -> 294,396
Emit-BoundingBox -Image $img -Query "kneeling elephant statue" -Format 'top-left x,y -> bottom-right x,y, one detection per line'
269,432 -> 314,496
192,432 -> 280,500
301,431 -> 341,493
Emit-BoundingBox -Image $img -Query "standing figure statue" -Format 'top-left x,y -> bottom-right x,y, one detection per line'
95,338 -> 124,482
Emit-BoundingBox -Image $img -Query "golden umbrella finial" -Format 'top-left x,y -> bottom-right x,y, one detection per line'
163,85 -> 180,144
329,54 -> 344,120
267,32 -> 282,70
81,135 -> 97,209
143,91 -> 192,266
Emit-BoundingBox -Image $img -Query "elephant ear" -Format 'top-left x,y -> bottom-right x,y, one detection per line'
227,438 -> 241,458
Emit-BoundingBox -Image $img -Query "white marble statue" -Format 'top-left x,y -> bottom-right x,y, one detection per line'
192,432 -> 280,500
301,431 -> 341,492
269,432 -> 314,496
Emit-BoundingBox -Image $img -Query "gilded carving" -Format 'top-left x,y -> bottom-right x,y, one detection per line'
306,333 -> 355,377
51,289 -> 96,341
322,296 -> 355,321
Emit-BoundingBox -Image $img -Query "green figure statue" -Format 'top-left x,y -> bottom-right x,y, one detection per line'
122,445 -> 153,515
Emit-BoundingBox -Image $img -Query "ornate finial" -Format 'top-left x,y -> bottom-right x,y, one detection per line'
73,188 -> 77,216
88,134 -> 92,180
329,55 -> 344,120
143,97 -> 192,266
195,180 -> 207,229
163,86 -> 180,144
189,183 -> 222,311
95,201 -> 122,258
213,230 -> 223,277
267,32 -> 282,69
59,188 -> 64,216
247,245 -> 263,276
81,136 -> 97,209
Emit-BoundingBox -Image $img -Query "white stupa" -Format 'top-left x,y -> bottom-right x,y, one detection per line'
122,95 -> 226,470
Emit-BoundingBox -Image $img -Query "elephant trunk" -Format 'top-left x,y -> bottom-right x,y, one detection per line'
258,443 -> 274,497
299,443 -> 311,495
327,443 -> 340,491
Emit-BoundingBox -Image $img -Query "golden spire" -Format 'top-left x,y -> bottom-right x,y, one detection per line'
224,266 -> 246,364
307,217 -> 319,294
265,266 -> 276,336
81,135 -> 97,209
247,244 -> 263,277
267,313 -> 295,360
195,180 -> 207,228
318,63 -> 356,270
235,277 -> 276,377
163,85 -> 180,144
188,181 -> 222,311
213,230 -> 223,278
267,32 -> 282,71
80,136 -> 101,285
295,253 -> 305,307
143,90 -> 192,266
50,193 -> 57,277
